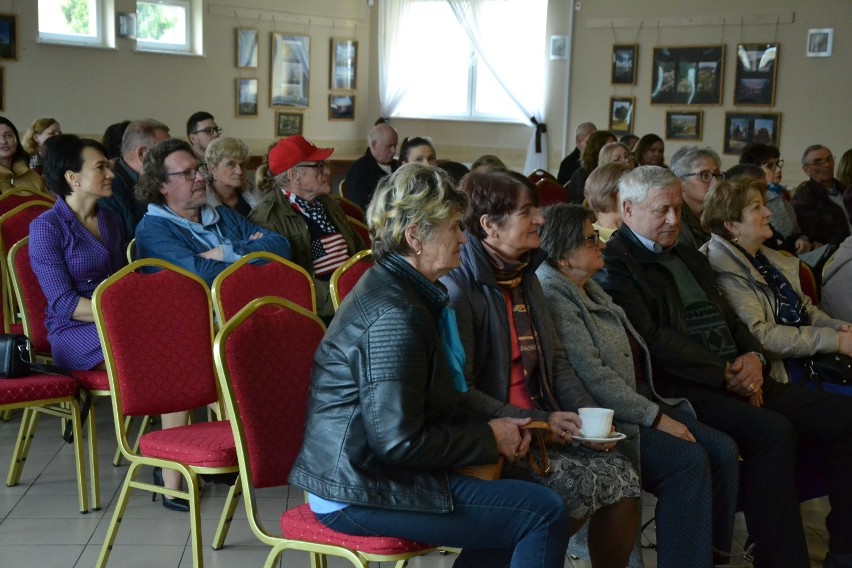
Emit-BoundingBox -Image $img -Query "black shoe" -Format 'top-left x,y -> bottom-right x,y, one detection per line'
200,472 -> 239,486
151,467 -> 190,513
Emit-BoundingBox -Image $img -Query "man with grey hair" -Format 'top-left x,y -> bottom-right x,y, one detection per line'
344,122 -> 399,210
557,121 -> 596,185
668,146 -> 725,249
792,144 -> 850,246
99,118 -> 171,238
596,165 -> 852,568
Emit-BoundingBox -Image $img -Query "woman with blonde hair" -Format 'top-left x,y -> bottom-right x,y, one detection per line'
598,142 -> 634,169
585,162 -> 630,242
22,117 -> 62,174
204,136 -> 256,215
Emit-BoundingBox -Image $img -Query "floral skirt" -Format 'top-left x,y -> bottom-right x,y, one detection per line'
503,444 -> 640,519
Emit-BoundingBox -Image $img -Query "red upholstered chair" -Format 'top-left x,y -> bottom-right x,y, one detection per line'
329,249 -> 374,311
333,194 -> 366,224
213,296 -> 433,567
347,216 -> 372,248
0,188 -> 56,217
528,168 -> 556,184
536,179 -> 569,206
92,259 -> 240,568
212,251 -> 316,323
799,261 -> 819,307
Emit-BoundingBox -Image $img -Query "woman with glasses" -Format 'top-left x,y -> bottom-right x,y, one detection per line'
598,142 -> 634,169
249,135 -> 364,320
537,203 -> 739,568
793,145 -> 849,247
669,146 -> 725,249
204,137 -> 257,216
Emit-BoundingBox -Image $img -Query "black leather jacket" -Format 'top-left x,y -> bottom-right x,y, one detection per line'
594,225 -> 763,397
289,254 -> 497,513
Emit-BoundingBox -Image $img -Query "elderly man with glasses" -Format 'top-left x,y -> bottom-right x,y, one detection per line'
792,144 -> 851,247
249,136 -> 365,320
669,146 -> 726,249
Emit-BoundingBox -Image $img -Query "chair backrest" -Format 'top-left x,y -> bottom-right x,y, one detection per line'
338,178 -> 348,200
7,237 -> 51,356
212,251 -> 316,323
215,297 -> 325,490
346,216 -> 371,248
126,238 -> 136,264
333,194 -> 365,224
0,189 -> 55,218
536,179 -> 569,206
93,259 -> 218,418
799,261 -> 819,306
329,249 -> 374,311
528,169 -> 556,184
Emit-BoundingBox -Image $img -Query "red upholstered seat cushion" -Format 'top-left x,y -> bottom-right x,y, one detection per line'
280,504 -> 432,555
0,374 -> 77,405
70,370 -> 110,391
7,323 -> 23,335
138,421 -> 236,468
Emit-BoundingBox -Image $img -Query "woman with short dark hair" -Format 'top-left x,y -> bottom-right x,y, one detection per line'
399,136 -> 438,166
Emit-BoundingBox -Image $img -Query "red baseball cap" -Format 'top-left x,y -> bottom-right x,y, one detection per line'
268,136 -> 334,176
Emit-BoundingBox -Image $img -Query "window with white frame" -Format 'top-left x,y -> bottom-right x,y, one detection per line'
135,0 -> 192,53
38,0 -> 114,48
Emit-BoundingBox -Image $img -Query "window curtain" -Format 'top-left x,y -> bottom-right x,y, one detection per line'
378,0 -> 414,119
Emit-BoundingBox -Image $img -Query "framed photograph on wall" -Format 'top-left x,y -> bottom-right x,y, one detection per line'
270,33 -> 310,107
0,14 -> 17,61
608,97 -> 634,136
0,66 -> 5,112
734,43 -> 778,106
723,112 -> 781,155
665,111 -> 703,140
806,28 -> 833,57
329,38 -> 357,90
235,78 -> 258,117
329,95 -> 355,121
236,28 -> 259,68
611,44 -> 637,85
651,46 -> 725,105
275,111 -> 304,137
549,35 -> 568,60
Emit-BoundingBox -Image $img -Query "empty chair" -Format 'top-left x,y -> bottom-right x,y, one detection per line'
528,168 -> 557,184
535,178 -> 569,207
329,249 -> 374,311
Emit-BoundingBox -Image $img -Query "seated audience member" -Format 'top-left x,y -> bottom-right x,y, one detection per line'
30,135 -> 126,370
248,136 -> 364,319
538,203 -> 738,568
437,160 -> 470,186
840,149 -> 852,190
620,134 -> 639,152
557,121 -> 596,185
134,139 -> 290,287
204,137 -> 256,215
186,111 -> 221,159
442,168 -> 641,567
290,164 -> 571,568
566,130 -> 617,205
399,136 -> 437,166
822,235 -> 852,323
470,154 -> 507,171
99,118 -> 171,239
595,165 -> 852,568
669,146 -> 725,249
598,141 -> 635,169
585,162 -> 630,241
345,122 -> 398,210
793,144 -> 850,246
0,117 -> 48,194
633,134 -> 666,167
701,178 -> 852,385
22,117 -> 61,174
101,120 -> 130,162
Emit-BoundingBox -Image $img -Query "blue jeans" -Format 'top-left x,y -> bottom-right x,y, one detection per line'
316,473 -> 570,568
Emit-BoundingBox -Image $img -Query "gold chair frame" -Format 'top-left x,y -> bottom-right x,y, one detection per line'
328,249 -> 373,311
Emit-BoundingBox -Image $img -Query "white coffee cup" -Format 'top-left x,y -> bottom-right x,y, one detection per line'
578,407 -> 614,438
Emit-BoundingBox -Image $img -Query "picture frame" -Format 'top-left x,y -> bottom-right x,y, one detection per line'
329,37 -> 358,90
549,35 -> 568,61
608,97 -> 634,136
611,44 -> 637,85
0,66 -> 5,112
235,78 -> 258,117
0,14 -> 17,61
236,28 -> 259,68
275,111 -> 304,137
806,28 -> 833,58
723,112 -> 781,155
270,33 -> 310,107
651,45 -> 725,105
665,110 -> 703,140
734,43 -> 778,106
329,95 -> 355,121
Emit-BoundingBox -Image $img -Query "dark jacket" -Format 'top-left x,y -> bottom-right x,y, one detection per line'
557,147 -> 581,186
594,225 -> 763,397
344,148 -> 398,210
441,234 -> 594,423
792,178 -> 850,246
289,254 -> 496,513
99,158 -> 146,239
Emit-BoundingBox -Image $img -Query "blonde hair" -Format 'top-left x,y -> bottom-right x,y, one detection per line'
22,117 -> 58,155
204,136 -> 250,168
585,162 -> 629,214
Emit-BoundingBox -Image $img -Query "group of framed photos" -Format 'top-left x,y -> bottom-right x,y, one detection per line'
234,28 -> 358,135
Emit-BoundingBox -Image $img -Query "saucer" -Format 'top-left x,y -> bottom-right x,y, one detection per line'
573,432 -> 627,443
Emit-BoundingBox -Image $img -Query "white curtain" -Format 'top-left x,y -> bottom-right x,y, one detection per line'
377,0 -> 414,119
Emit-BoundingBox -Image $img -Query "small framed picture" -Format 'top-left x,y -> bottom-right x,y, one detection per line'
235,78 -> 258,117
734,43 -> 778,106
329,37 -> 358,90
329,95 -> 355,121
806,28 -> 833,57
723,112 -> 781,155
651,45 -> 725,105
608,97 -> 634,136
612,44 -> 637,85
0,14 -> 17,61
275,111 -> 304,137
236,28 -> 259,68
665,111 -> 703,140
550,35 -> 568,61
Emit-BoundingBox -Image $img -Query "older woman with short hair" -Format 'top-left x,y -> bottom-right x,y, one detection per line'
585,162 -> 630,242
566,130 -> 617,204
670,146 -> 725,249
290,164 -> 571,568
204,136 -> 256,215
22,117 -> 62,174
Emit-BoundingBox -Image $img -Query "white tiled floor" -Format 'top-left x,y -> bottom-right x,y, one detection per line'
0,400 -> 829,567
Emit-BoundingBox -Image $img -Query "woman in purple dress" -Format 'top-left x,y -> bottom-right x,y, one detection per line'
30,134 -> 126,370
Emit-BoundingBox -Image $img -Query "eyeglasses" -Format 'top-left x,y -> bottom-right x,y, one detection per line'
683,170 -> 726,183
165,164 -> 207,181
806,156 -> 835,167
193,127 -> 223,136
296,161 -> 330,170
581,230 -> 601,248
763,159 -> 784,170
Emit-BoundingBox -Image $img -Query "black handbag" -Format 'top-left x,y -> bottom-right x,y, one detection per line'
0,334 -> 34,378
805,353 -> 852,386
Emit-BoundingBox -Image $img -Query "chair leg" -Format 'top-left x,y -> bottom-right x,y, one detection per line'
6,408 -> 39,486
69,400 -> 89,514
96,461 -> 141,568
211,475 -> 242,550
186,471 -> 205,568
0,408 -> 12,421
86,404 -> 101,511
